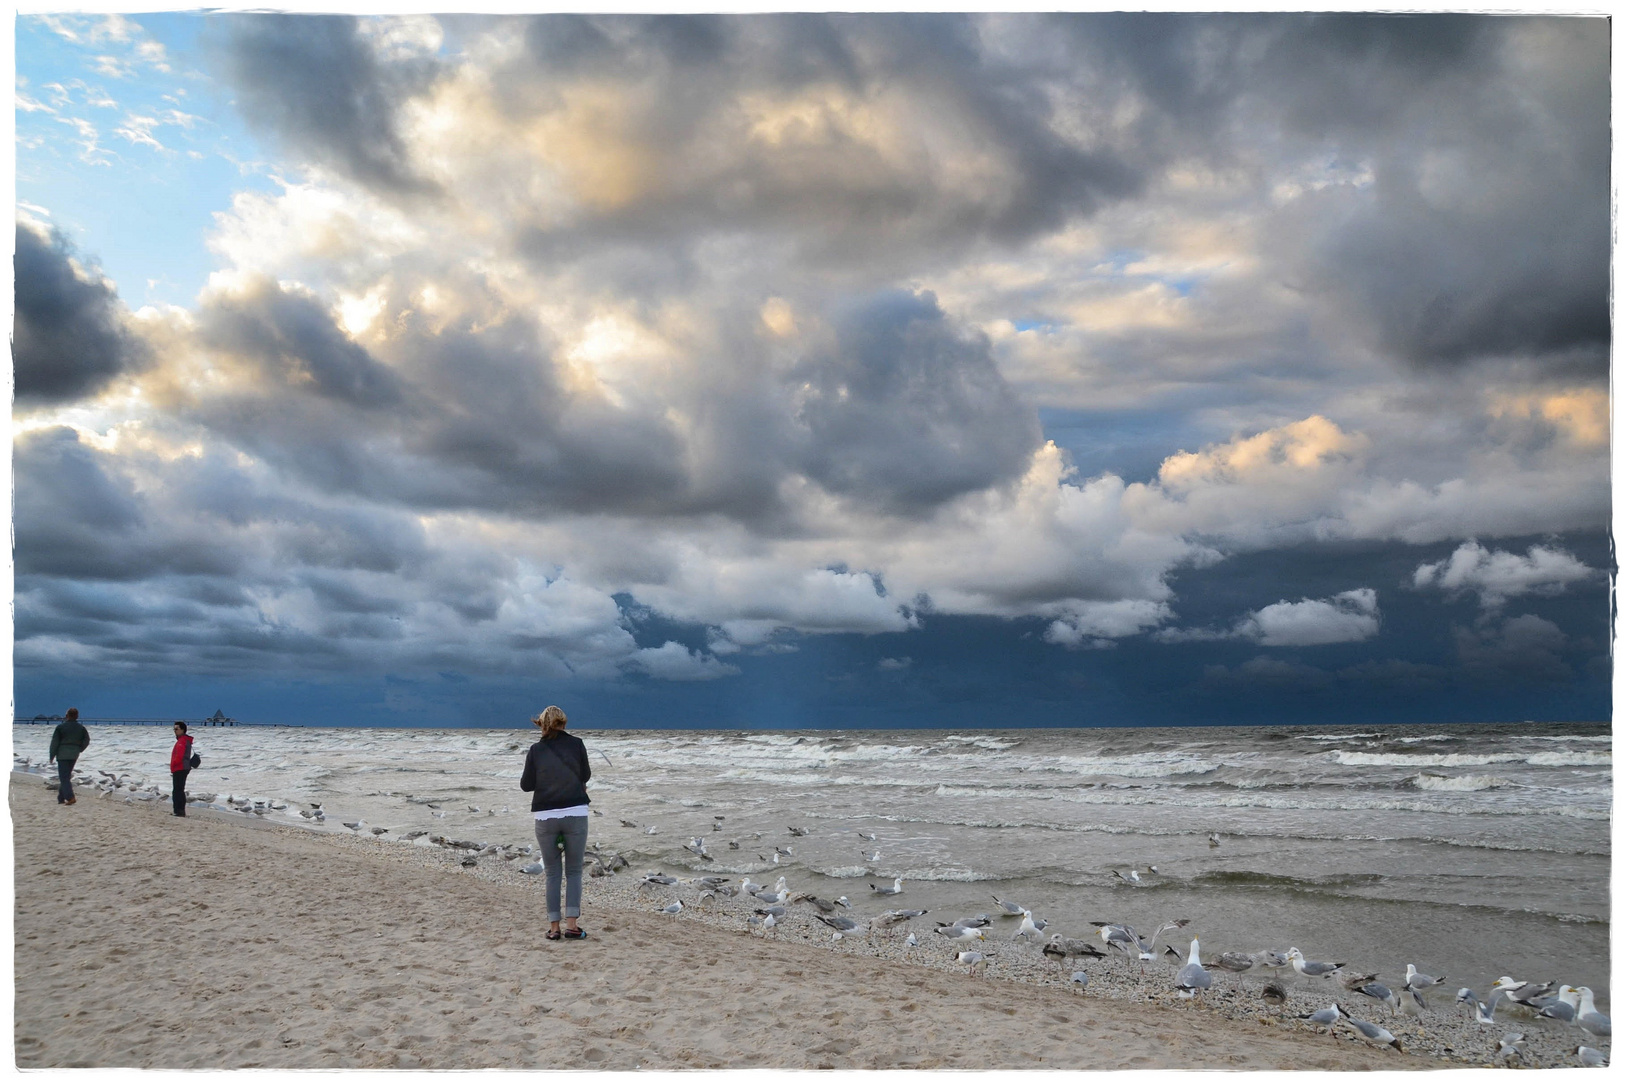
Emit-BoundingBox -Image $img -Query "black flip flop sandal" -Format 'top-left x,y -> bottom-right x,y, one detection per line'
562,927 -> 587,939
545,929 -> 563,941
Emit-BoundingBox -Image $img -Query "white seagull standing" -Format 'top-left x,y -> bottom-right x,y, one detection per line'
1175,937 -> 1212,999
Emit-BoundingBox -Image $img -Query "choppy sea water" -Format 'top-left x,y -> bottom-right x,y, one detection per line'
18,721 -> 1609,1008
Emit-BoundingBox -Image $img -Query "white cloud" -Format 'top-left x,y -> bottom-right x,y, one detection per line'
1414,541 -> 1597,608
1162,588 -> 1380,647
627,642 -> 740,681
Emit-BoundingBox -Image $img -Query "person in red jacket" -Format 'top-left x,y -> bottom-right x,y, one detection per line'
169,721 -> 195,817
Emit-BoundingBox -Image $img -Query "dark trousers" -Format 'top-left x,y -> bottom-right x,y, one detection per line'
56,758 -> 77,802
172,769 -> 190,816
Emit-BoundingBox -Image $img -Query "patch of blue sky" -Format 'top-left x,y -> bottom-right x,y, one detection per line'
16,13 -> 278,308
1037,406 -> 1203,485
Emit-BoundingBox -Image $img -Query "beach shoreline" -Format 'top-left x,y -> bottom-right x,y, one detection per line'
10,770 -> 1465,1071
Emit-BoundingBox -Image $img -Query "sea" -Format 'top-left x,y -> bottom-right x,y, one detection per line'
18,721 -> 1609,1008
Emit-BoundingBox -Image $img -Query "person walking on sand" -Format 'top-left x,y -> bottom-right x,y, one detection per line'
169,721 -> 196,817
48,708 -> 90,805
520,705 -> 592,941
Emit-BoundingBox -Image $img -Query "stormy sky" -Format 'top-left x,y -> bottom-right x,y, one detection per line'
13,13 -> 1611,728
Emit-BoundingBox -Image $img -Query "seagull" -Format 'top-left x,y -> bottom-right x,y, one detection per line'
1111,869 -> 1145,885
793,894 -> 838,914
1211,951 -> 1257,975
1493,977 -> 1556,1008
760,912 -> 778,938
1135,920 -> 1192,965
955,951 -> 989,977
1537,986 -> 1579,1023
645,826 -> 657,835
1496,1034 -> 1524,1059
1577,1046 -> 1608,1068
871,909 -> 927,936
787,826 -> 809,837
991,895 -> 1029,917
1287,947 -> 1345,979
642,873 -> 678,886
1043,934 -> 1106,967
1457,987 -> 1501,1024
1337,969 -> 1380,990
861,850 -> 882,863
1575,987 -> 1610,1037
815,914 -> 865,939
1404,963 -> 1446,992
520,862 -> 546,875
1093,923 -> 1139,957
1355,983 -> 1400,1016
904,932 -> 919,948
371,826 -> 388,835
935,924 -> 986,941
1011,911 -> 1047,942
870,877 -> 904,896
343,821 -> 364,831
1069,969 -> 1089,990
858,832 -> 878,842
951,915 -> 992,928
1297,1005 -> 1340,1033
754,904 -> 788,919
658,900 -> 683,914
1208,832 -> 1221,847
1260,982 -> 1288,1007
1340,1007 -> 1404,1052
1175,937 -> 1212,999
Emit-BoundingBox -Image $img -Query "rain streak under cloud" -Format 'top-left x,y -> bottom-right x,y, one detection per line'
12,13 -> 1611,726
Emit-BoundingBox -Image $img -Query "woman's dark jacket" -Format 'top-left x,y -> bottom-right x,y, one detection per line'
520,732 -> 592,813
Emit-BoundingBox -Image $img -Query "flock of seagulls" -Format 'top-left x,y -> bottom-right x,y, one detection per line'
26,761 -> 1603,1070
605,837 -> 1611,1068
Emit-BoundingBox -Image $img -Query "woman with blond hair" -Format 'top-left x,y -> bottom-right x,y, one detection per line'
519,705 -> 592,940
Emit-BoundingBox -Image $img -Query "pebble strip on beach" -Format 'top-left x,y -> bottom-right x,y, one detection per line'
159,793 -> 1606,1070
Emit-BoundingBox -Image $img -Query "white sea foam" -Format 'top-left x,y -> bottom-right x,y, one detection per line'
1412,773 -> 1511,792
1330,749 -> 1609,768
1297,732 -> 1381,741
943,735 -> 1022,751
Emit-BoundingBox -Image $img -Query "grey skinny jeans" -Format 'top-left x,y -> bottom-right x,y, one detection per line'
534,814 -> 589,921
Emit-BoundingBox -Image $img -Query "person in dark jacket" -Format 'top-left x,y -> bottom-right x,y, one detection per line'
169,721 -> 195,817
48,708 -> 90,805
519,705 -> 592,940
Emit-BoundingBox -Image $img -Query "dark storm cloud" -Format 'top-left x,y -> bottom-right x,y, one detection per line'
498,13 -> 1142,268
1020,13 -> 1607,374
1259,17 -> 1608,371
187,280 -> 1040,524
213,14 -> 439,193
794,291 -> 1041,514
200,278 -> 403,408
13,222 -> 149,405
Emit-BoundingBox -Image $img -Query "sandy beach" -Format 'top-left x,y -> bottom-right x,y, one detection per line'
8,771 -> 1535,1069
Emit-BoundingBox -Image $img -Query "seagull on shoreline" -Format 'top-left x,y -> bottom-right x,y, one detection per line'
1298,1005 -> 1339,1033
991,895 -> 1029,917
1175,938 -> 1212,999
956,951 -> 989,977
935,924 -> 986,941
1355,983 -> 1399,1016
1404,964 -> 1446,992
870,877 -> 904,896
1341,1008 -> 1404,1052
1577,1046 -> 1608,1068
1575,987 -> 1610,1037
1043,934 -> 1106,968
1287,948 -> 1345,979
